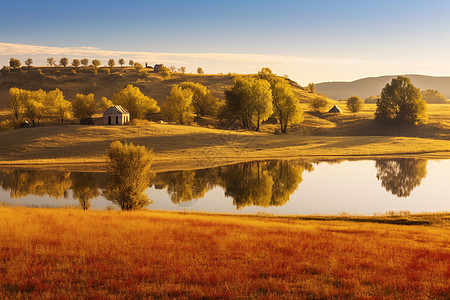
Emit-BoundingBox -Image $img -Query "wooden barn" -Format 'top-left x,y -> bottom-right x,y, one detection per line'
103,105 -> 130,125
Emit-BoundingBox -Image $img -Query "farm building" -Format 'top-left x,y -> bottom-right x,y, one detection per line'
103,105 -> 130,125
328,105 -> 343,113
153,64 -> 163,72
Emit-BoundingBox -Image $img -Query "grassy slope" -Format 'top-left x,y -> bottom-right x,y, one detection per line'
0,207 -> 448,299
2,104 -> 450,171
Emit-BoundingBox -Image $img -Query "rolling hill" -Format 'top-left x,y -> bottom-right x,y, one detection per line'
316,74 -> 450,100
0,67 -> 315,109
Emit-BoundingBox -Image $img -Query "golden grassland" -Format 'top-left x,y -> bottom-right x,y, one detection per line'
0,207 -> 449,299
2,104 -> 450,172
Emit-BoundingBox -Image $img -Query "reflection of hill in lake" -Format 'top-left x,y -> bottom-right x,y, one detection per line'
0,158 -> 430,210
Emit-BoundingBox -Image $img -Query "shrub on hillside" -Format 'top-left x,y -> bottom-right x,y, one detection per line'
310,96 -> 328,112
346,96 -> 364,113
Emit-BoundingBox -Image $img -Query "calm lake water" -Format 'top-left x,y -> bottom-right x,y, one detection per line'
1,159 -> 449,215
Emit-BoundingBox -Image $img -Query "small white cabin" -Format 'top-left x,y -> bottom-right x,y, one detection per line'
103,105 -> 130,125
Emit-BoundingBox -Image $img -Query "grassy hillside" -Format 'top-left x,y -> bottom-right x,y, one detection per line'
316,74 -> 450,100
1,207 -> 448,299
0,66 -> 317,109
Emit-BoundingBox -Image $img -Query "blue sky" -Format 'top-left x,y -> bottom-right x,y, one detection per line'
2,0 -> 450,84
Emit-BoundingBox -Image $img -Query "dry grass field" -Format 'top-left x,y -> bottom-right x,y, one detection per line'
0,207 -> 448,299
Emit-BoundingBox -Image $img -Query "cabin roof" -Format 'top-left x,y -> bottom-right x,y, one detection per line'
104,105 -> 129,115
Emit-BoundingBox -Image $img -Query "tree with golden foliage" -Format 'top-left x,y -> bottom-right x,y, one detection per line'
310,96 -> 328,112
104,141 -> 154,210
271,78 -> 303,133
111,84 -> 160,120
375,76 -> 427,124
72,93 -> 97,122
46,89 -> 72,124
162,86 -> 194,124
179,81 -> 218,117
158,65 -> 170,80
346,95 -> 364,113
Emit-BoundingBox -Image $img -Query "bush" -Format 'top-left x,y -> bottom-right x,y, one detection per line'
71,69 -> 77,75
138,69 -> 149,78
72,93 -> 97,121
310,96 -> 328,112
104,141 -> 154,210
346,96 -> 364,113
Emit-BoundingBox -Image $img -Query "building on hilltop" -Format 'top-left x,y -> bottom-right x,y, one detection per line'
103,105 -> 130,125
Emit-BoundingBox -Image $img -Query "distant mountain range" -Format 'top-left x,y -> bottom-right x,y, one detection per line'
315,74 -> 450,100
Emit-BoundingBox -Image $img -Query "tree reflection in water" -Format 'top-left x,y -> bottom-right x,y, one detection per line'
71,173 -> 100,210
155,160 -> 314,209
375,158 -> 428,197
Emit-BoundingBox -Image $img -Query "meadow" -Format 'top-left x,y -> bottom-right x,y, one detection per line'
0,207 -> 449,299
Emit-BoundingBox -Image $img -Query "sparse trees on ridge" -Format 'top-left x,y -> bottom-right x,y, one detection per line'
9,58 -> 21,69
179,66 -> 186,74
375,76 -> 427,124
47,57 -> 56,67
118,58 -> 125,67
59,57 -> 69,67
92,59 -> 101,68
25,58 -> 33,67
197,67 -> 204,74
108,59 -> 115,68
72,59 -> 80,68
129,60 -> 134,67
111,84 -> 160,120
81,58 -> 89,67
169,66 -> 176,72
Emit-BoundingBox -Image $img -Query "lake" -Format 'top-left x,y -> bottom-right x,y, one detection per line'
0,158 -> 449,215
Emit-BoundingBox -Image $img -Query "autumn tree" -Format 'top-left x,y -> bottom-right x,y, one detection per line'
346,95 -> 364,113
104,141 -> 154,210
197,67 -> 204,74
169,65 -> 176,72
375,76 -> 427,124
111,84 -> 160,120
224,76 -> 273,131
310,96 -> 328,112
134,62 -> 143,72
9,58 -> 21,69
46,89 -> 72,124
258,67 -> 275,82
59,57 -> 69,67
47,57 -> 56,67
162,86 -> 194,124
92,59 -> 101,68
108,59 -> 115,68
179,81 -> 218,117
81,58 -> 89,67
158,65 -> 170,80
72,93 -> 97,122
179,66 -> 186,74
23,89 -> 46,126
129,59 -> 134,67
421,89 -> 446,103
118,58 -> 125,67
72,59 -> 80,68
271,78 -> 303,133
308,83 -> 316,94
25,58 -> 33,67
8,87 -> 28,121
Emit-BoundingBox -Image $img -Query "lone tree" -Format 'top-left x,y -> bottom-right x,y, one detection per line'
80,58 -> 89,67
224,76 -> 273,131
129,59 -> 134,67
346,95 -> 364,113
104,141 -> 154,210
375,76 -> 427,124
47,57 -> 56,67
108,59 -> 115,68
72,59 -> 80,68
179,81 -> 218,117
134,62 -> 143,72
9,58 -> 21,69
92,59 -> 101,68
111,84 -> 160,120
8,87 -> 28,121
169,65 -> 176,72
25,58 -> 33,67
310,96 -> 328,112
59,57 -> 69,67
118,58 -> 125,67
272,78 -> 303,133
197,67 -> 204,74
179,66 -> 186,74
72,93 -> 97,122
162,86 -> 194,124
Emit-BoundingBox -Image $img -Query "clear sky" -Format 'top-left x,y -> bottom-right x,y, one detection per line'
2,0 -> 450,84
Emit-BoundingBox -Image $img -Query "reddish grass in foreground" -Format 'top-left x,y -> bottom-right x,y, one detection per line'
0,208 -> 449,299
